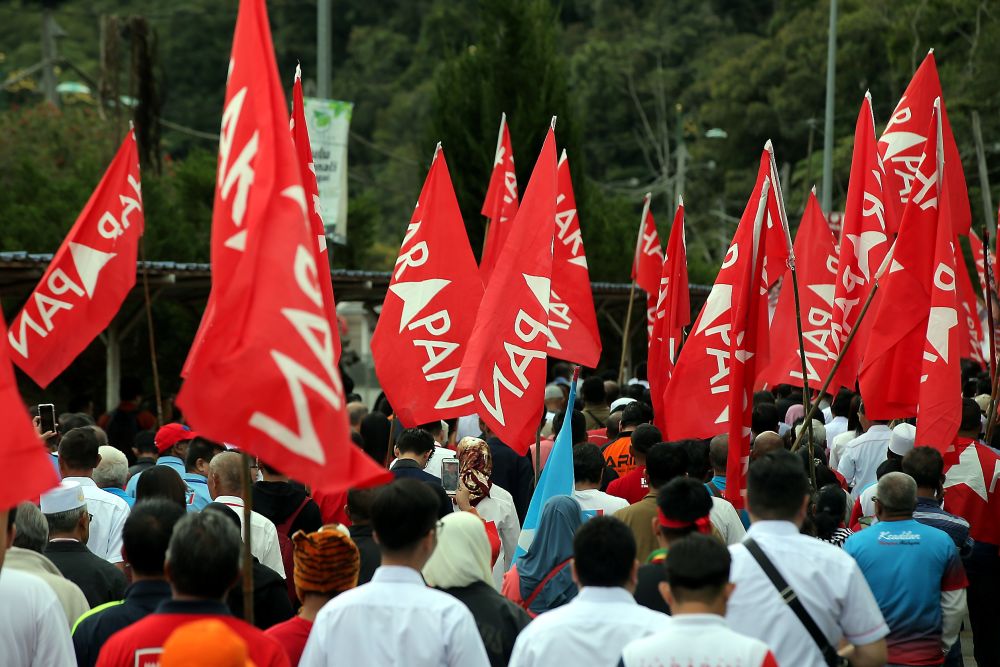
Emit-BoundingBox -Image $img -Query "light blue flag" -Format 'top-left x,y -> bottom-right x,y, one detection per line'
513,376 -> 578,562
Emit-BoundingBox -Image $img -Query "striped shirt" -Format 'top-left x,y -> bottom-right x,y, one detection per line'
913,496 -> 974,557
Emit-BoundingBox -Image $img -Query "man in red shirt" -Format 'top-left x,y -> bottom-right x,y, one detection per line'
95,510 -> 289,667
606,424 -> 661,505
266,527 -> 361,665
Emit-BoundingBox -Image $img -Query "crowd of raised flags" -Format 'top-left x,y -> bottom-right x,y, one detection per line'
3,0 -> 1000,664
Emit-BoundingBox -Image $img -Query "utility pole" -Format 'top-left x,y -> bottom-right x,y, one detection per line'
317,0 -> 332,98
821,0 -> 838,214
674,104 -> 687,206
40,4 -> 60,106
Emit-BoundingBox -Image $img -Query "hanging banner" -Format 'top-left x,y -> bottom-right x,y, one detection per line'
304,97 -> 353,244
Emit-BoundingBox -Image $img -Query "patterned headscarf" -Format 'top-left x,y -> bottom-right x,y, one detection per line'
292,525 -> 360,595
457,437 -> 493,506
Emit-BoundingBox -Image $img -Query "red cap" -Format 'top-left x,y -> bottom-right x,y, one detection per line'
155,423 -> 199,454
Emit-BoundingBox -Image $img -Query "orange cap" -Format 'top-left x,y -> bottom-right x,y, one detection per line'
160,619 -> 254,667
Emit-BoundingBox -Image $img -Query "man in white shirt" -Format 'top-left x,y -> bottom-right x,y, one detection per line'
509,516 -> 668,667
837,400 -> 892,498
825,389 -> 853,450
300,479 -> 489,666
208,451 -> 286,578
727,450 -> 889,667
420,420 -> 458,480
0,506 -> 76,666
622,534 -> 777,667
573,443 -> 629,516
58,427 -> 130,564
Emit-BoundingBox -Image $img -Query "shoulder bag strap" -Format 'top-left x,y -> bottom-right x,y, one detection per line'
523,557 -> 572,610
743,538 -> 842,667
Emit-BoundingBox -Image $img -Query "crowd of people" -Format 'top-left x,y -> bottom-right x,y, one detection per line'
1,364 -> 998,667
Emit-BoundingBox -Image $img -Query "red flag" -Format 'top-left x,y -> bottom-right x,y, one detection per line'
955,243 -> 987,369
758,191 -> 839,390
7,131 -> 142,388
723,177 -> 771,510
969,229 -> 994,298
878,50 -> 970,235
860,101 -> 960,443
759,141 -> 794,289
547,150 -> 601,367
0,307 -> 60,507
480,114 -> 520,282
631,195 -> 663,336
458,124 -> 558,453
662,159 -> 774,444
177,0 -> 389,493
820,94 -> 895,393
371,145 -> 484,428
943,441 -> 1000,546
649,198 -> 690,433
291,64 -> 341,363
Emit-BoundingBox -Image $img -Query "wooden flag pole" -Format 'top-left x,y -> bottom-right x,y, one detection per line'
620,193 -> 653,385
138,238 -> 163,424
240,453 -> 255,625
790,280 -> 881,453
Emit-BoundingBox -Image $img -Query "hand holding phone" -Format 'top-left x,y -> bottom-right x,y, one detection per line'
37,403 -> 57,436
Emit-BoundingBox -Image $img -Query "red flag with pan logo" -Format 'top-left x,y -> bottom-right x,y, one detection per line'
480,114 -> 519,282
371,145 -> 484,428
631,197 -> 662,337
178,0 -> 389,493
8,130 -> 142,388
458,125 -> 558,453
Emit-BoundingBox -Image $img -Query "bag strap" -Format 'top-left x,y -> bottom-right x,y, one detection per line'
523,558 -> 572,610
277,497 -> 311,536
706,481 -> 723,498
743,538 -> 841,667
582,409 -> 606,427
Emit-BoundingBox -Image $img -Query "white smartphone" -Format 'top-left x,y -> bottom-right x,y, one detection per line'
441,458 -> 459,495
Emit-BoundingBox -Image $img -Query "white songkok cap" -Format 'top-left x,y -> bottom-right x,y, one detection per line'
40,480 -> 87,515
889,423 -> 917,457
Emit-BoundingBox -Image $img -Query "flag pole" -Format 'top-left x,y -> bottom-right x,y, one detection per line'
139,238 -> 163,424
791,279 -> 882,453
620,193 -> 652,384
240,452 -> 255,625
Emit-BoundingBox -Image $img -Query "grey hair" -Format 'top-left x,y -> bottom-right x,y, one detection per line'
45,505 -> 87,534
876,471 -> 918,513
165,510 -> 243,598
12,502 -> 49,552
208,451 -> 244,496
93,445 -> 128,488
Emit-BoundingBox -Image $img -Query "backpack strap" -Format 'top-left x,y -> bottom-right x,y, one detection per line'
706,481 -> 723,498
523,558 -> 572,610
277,497 -> 311,536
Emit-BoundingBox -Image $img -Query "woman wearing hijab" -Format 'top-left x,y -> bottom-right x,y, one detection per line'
457,437 -> 520,586
501,495 -> 582,616
424,512 -> 531,667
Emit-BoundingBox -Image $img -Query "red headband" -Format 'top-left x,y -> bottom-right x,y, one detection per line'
657,508 -> 712,535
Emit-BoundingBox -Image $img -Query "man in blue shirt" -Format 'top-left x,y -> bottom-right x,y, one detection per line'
845,472 -> 968,667
182,437 -> 225,511
126,424 -> 199,497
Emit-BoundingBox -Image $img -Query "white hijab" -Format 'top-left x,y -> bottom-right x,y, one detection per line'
422,511 -> 494,590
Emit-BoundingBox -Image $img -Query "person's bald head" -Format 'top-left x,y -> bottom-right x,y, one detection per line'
347,402 -> 369,431
752,431 -> 784,460
208,451 -> 245,499
709,434 -> 728,474
874,471 -> 917,519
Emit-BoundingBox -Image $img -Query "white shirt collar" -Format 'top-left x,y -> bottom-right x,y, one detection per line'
575,586 -> 636,605
62,476 -> 96,487
214,495 -> 244,507
371,565 -> 426,586
667,613 -> 728,628
746,520 -> 801,538
866,425 -> 891,433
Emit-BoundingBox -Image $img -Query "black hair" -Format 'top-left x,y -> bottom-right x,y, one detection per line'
395,428 -> 435,456
746,450 -> 809,520
682,439 -> 711,480
630,424 -> 662,457
67,394 -> 92,414
656,477 -> 713,541
418,421 -> 443,436
184,437 -> 225,473
371,479 -> 439,551
620,401 -> 651,429
902,446 -> 944,489
135,466 -> 188,510
59,412 -> 95,433
664,533 -> 731,603
58,427 -> 101,469
645,442 -> 689,489
752,390 -> 775,406
831,389 -> 854,418
876,457 -> 902,480
573,443 -> 605,484
167,509 -> 241,599
360,413 -> 391,464
812,484 -> 846,542
552,410 -> 587,445
581,376 -> 606,404
623,384 -> 647,402
133,430 -> 157,455
347,487 -> 380,523
961,398 -> 982,433
551,362 -> 572,381
572,516 -> 636,587
751,403 -> 779,435
7,505 -> 17,531
123,499 -> 186,576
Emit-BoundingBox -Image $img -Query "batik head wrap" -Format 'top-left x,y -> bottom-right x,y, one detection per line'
457,437 -> 493,506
